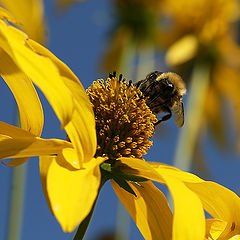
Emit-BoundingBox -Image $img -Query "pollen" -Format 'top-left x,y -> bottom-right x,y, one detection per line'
86,73 -> 157,160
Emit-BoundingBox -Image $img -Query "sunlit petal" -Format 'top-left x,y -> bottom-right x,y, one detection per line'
111,180 -> 173,240
0,20 -> 73,127
186,181 -> 240,238
118,158 -> 205,239
117,157 -> 164,182
0,0 -> 46,43
0,121 -> 72,162
162,175 -> 205,240
39,155 -> 55,213
47,156 -> 104,232
0,50 -> 43,136
26,39 -> 97,166
149,161 -> 240,238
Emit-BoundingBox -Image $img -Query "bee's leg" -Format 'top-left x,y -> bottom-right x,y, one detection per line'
154,108 -> 172,126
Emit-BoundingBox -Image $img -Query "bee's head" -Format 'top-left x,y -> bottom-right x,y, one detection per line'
156,72 -> 186,96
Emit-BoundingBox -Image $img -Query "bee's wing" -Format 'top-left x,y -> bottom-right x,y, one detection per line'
172,99 -> 184,128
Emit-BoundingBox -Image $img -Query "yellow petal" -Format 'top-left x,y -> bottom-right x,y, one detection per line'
117,157 -> 164,182
0,121 -> 72,162
64,97 -> 96,167
111,180 -> 173,240
0,20 -> 73,127
39,155 -> 55,213
148,162 -> 204,183
0,6 -> 19,25
206,219 -> 227,239
0,50 -> 43,136
162,175 -> 205,240
0,0 -> 46,43
27,39 -> 97,166
118,158 -> 205,239
149,161 -> 240,238
47,156 -> 104,232
166,34 -> 198,66
186,181 -> 240,238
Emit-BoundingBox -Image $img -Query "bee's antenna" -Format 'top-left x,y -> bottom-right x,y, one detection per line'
112,71 -> 116,78
109,72 -> 113,79
119,74 -> 123,82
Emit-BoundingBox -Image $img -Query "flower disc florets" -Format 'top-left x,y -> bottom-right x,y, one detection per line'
86,73 -> 157,160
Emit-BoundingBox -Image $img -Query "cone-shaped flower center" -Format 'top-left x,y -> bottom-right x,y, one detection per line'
86,73 -> 157,160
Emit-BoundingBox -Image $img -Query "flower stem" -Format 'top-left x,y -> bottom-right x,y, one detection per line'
73,177 -> 107,240
73,202 -> 96,240
6,165 -> 27,240
173,62 -> 210,171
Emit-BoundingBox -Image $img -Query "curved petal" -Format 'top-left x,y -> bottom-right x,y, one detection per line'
0,20 -> 73,127
149,161 -> 240,238
0,0 -> 46,43
148,162 -> 204,183
117,157 -> 164,182
39,155 -> 55,213
162,175 -> 205,240
47,156 -> 104,232
0,121 -> 72,163
118,158 -> 205,240
186,181 -> 240,238
111,180 -> 173,240
0,50 -> 43,136
0,6 -> 19,24
27,39 -> 97,166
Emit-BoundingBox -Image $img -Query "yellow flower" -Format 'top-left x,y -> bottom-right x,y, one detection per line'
1,48 -> 240,238
0,0 -> 46,43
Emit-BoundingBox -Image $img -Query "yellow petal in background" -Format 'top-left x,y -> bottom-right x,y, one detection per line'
166,34 -> 198,66
0,6 -> 19,25
47,157 -> 103,232
0,0 -> 46,43
111,180 -> 173,240
0,50 -> 43,137
0,20 -> 73,127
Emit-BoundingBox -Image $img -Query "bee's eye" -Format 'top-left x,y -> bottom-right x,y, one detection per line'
162,78 -> 174,92
148,72 -> 158,79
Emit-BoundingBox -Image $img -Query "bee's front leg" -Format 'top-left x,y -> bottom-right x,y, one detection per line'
154,108 -> 172,126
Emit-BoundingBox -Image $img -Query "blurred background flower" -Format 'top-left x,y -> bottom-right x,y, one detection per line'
161,0 -> 240,176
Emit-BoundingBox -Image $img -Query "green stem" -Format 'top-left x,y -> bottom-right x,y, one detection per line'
6,111 -> 27,240
6,161 -> 27,240
73,201 -> 96,240
173,62 -> 210,171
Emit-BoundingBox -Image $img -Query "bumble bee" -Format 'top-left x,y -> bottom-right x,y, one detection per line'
135,71 -> 186,127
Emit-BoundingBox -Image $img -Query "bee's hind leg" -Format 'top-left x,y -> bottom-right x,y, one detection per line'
154,108 -> 172,126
